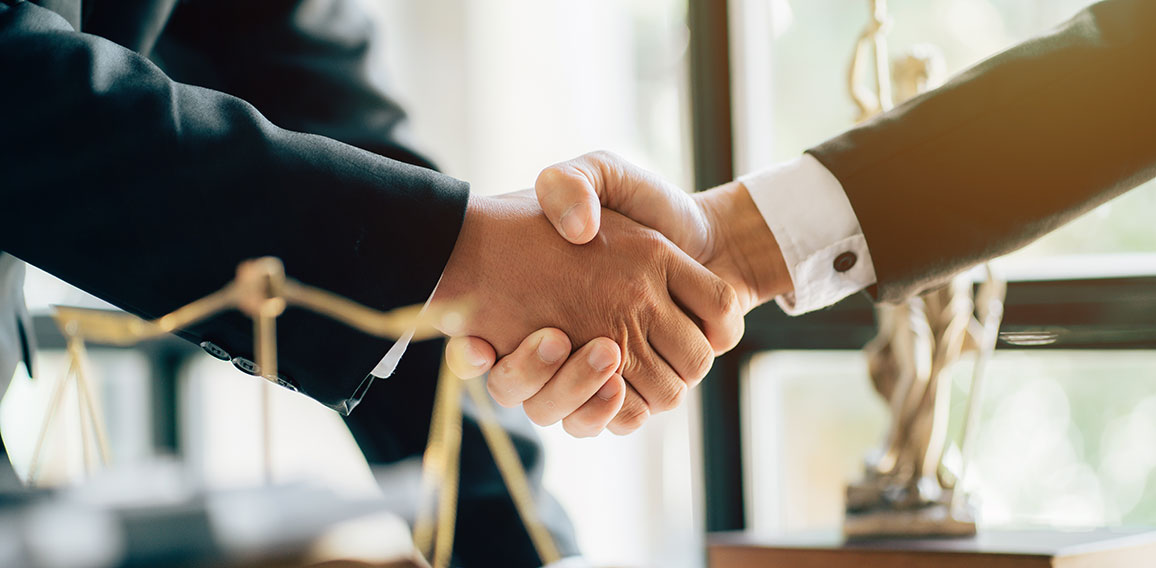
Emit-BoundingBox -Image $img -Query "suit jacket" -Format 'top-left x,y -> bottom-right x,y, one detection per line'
0,0 -> 470,412
809,0 -> 1156,302
0,3 -> 581,565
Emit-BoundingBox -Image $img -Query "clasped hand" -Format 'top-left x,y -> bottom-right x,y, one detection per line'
435,152 -> 790,437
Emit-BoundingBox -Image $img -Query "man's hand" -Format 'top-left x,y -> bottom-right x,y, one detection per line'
461,152 -> 797,438
534,151 -> 792,312
445,329 -> 628,437
433,191 -> 742,436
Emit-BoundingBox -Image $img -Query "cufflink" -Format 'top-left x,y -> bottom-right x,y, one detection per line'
200,341 -> 231,361
834,252 -> 858,273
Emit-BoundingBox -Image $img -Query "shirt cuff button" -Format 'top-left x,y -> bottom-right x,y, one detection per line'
834,251 -> 857,273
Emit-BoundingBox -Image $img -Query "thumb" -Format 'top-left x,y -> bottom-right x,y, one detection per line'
535,151 -> 709,257
444,336 -> 497,379
534,157 -> 604,245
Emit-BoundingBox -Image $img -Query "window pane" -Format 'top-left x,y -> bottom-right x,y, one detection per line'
746,0 -> 1156,259
744,350 -> 1156,532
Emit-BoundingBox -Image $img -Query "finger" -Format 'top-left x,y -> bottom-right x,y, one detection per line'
618,331 -> 687,417
607,383 -> 651,435
485,328 -> 572,407
523,338 -> 621,426
648,300 -> 715,395
444,336 -> 497,379
667,245 -> 745,355
534,160 -> 603,245
562,374 -> 626,438
535,151 -> 705,252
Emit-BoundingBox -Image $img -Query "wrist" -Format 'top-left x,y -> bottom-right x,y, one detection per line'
694,181 -> 792,307
432,193 -> 491,314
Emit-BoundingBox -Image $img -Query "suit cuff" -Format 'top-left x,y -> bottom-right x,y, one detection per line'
738,154 -> 877,315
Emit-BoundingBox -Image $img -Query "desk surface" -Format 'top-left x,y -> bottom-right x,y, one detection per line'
708,528 -> 1156,568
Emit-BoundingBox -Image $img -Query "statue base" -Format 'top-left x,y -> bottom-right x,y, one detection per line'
708,528 -> 1156,568
843,479 -> 975,538
843,501 -> 976,539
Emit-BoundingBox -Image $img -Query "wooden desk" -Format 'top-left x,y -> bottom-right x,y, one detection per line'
709,528 -> 1156,567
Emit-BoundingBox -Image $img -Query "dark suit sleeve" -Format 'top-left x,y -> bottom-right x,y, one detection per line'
159,0 -> 438,170
808,0 -> 1156,303
0,1 -> 469,412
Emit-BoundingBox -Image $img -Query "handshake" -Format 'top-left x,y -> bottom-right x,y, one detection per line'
431,151 -> 792,438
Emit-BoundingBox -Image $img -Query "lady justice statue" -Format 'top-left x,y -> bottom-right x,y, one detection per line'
842,0 -> 1007,538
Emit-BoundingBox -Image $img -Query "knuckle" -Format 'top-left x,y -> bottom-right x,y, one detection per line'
587,149 -> 621,165
687,349 -> 714,384
619,347 -> 650,383
714,280 -> 740,320
489,357 -> 517,381
623,278 -> 659,312
719,317 -> 745,355
612,401 -> 650,433
705,282 -> 743,354
651,380 -> 688,413
686,365 -> 712,391
492,356 -> 514,377
638,228 -> 670,257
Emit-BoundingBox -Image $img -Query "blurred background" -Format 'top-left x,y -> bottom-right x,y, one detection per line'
7,1 -> 1155,567
730,0 -> 1156,541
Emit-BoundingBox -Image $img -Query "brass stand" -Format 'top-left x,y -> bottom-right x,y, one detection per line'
49,257 -> 561,568
26,331 -> 111,486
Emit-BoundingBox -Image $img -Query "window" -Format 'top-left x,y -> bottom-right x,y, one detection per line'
734,0 -> 1156,260
728,0 -> 1156,535
745,350 -> 1156,532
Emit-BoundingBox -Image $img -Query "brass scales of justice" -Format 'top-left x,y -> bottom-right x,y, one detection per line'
708,1 -> 1156,566
32,256 -> 561,568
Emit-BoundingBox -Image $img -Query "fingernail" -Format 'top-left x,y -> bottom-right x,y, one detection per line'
537,334 -> 568,364
465,343 -> 490,368
596,377 -> 621,401
587,343 -> 617,371
560,204 -> 587,241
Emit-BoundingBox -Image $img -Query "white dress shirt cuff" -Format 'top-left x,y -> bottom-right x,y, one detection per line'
368,279 -> 442,379
369,328 -> 415,378
738,154 -> 877,315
